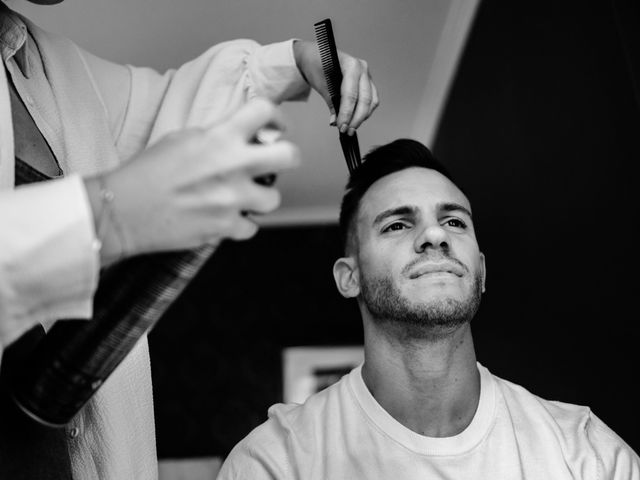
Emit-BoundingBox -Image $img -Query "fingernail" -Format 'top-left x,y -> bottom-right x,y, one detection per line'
339,124 -> 348,134
255,127 -> 282,145
348,127 -> 356,136
329,114 -> 336,126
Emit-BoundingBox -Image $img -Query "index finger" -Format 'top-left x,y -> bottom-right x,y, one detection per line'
241,141 -> 301,177
346,72 -> 375,131
336,52 -> 360,129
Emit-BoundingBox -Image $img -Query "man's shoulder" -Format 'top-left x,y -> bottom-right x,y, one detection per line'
237,372 -> 352,446
268,371 -> 353,435
490,369 -> 592,429
489,368 -> 640,477
218,374 -> 355,480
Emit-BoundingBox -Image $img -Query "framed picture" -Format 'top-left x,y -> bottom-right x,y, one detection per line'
282,346 -> 364,404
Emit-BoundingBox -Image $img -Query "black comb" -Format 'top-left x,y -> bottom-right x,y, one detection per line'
314,18 -> 362,174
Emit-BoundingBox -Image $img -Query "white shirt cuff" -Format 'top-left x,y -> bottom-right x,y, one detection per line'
0,175 -> 99,346
247,39 -> 311,103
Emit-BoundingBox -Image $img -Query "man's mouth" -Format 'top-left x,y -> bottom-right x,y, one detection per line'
408,261 -> 466,279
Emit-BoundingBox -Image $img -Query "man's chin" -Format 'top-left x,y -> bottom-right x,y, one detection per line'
408,291 -> 465,308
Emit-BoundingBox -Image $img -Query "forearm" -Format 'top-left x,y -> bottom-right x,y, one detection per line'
114,39 -> 310,160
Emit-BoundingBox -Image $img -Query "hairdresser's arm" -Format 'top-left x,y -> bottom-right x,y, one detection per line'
85,99 -> 298,265
80,39 -> 310,163
0,40 -> 306,344
0,99 -> 297,362
82,38 -> 377,162
0,176 -> 100,356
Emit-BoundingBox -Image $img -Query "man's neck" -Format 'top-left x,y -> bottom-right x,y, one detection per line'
361,322 -> 480,437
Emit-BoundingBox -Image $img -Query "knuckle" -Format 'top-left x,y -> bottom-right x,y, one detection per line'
212,185 -> 239,209
359,95 -> 373,106
345,92 -> 359,103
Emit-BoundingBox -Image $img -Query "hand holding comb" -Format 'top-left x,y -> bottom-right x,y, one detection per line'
314,19 -> 362,173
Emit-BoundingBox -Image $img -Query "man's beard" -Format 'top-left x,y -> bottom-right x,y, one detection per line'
360,271 -> 483,341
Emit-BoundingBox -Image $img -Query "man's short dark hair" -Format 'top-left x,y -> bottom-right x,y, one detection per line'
338,138 -> 456,253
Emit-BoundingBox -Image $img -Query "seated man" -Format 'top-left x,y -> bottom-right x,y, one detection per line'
217,139 -> 640,479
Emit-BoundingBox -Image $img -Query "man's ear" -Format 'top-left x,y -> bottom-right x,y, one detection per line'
480,252 -> 487,293
333,256 -> 360,298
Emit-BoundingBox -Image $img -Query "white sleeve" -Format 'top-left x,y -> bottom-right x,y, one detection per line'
0,175 -> 99,357
587,412 -> 640,480
114,39 -> 310,161
217,418 -> 295,480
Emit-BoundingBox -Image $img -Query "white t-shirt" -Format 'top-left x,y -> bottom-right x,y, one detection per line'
218,363 -> 640,480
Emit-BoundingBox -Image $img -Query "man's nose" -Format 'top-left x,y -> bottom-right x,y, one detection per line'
414,224 -> 449,253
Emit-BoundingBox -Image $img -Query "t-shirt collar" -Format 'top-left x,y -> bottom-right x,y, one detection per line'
348,361 -> 497,456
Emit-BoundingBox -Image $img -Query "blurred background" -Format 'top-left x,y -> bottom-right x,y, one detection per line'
8,0 -> 639,477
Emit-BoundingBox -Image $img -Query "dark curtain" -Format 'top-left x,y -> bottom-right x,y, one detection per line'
433,0 -> 640,451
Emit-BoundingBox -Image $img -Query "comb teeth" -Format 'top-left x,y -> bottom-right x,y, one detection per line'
340,132 -> 361,174
314,20 -> 342,112
314,18 -> 362,174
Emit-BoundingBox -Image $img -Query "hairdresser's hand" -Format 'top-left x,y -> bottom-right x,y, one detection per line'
85,99 -> 299,265
293,40 -> 379,136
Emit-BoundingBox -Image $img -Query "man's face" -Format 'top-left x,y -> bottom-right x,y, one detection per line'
336,167 -> 485,339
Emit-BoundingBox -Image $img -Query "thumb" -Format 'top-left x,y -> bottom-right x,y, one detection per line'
321,92 -> 338,126
327,104 -> 337,127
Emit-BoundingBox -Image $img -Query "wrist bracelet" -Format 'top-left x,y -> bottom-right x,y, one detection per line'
95,176 -> 127,261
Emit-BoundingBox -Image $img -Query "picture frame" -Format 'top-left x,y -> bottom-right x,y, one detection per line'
282,346 -> 364,404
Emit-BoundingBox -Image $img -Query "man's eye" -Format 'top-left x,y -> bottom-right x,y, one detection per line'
382,222 -> 408,233
444,218 -> 467,229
